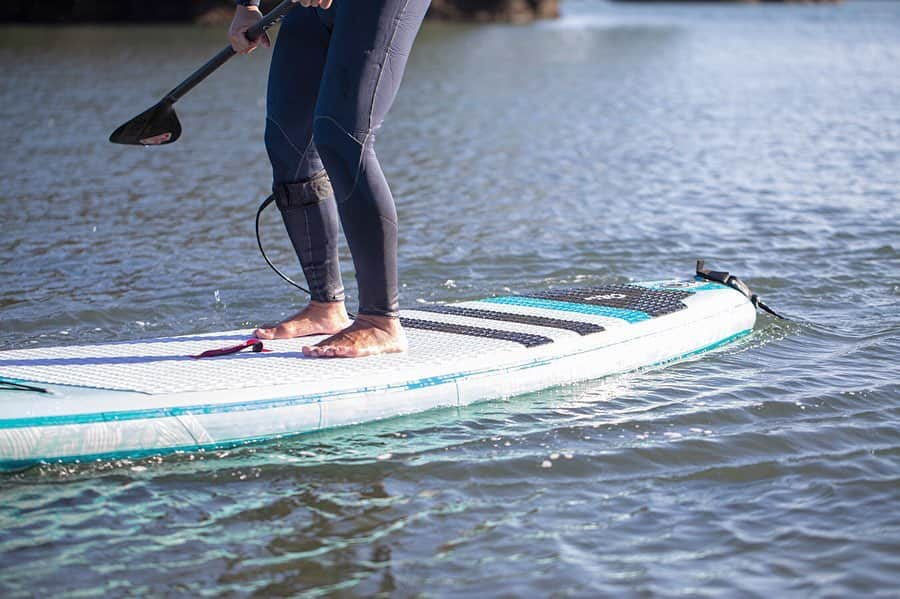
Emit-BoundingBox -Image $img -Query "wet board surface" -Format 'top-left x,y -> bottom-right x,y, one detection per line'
0,278 -> 756,468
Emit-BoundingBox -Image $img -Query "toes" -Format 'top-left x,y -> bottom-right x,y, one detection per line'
304,345 -> 325,357
301,343 -> 349,359
254,328 -> 275,340
333,345 -> 358,358
302,344 -> 332,358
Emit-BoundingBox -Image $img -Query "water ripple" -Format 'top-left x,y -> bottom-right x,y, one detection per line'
3,3 -> 900,596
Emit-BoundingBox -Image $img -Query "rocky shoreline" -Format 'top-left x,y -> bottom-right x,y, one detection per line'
1,0 -> 560,24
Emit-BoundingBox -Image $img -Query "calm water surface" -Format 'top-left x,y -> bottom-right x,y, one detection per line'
1,1 -> 899,595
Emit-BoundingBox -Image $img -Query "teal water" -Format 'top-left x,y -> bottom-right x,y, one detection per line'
1,1 -> 899,595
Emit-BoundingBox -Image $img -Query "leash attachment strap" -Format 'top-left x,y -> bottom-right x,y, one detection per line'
696,260 -> 787,320
190,338 -> 271,359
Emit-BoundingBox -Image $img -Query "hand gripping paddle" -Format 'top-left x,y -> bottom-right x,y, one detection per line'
109,0 -> 298,146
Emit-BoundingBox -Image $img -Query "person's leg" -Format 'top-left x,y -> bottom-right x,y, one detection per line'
256,7 -> 350,339
304,0 -> 431,358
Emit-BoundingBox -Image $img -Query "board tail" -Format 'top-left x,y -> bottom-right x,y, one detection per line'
696,261 -> 786,320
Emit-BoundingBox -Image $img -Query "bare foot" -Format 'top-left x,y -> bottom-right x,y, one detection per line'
254,301 -> 352,340
302,314 -> 407,358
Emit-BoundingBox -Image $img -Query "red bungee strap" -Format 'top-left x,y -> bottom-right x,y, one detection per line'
190,338 -> 271,359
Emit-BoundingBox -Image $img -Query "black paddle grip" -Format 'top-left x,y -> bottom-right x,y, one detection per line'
245,0 -> 297,41
165,0 -> 297,103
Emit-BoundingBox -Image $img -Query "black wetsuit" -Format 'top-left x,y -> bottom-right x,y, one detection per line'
265,0 -> 430,318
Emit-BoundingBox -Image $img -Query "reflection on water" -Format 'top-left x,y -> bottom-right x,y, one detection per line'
1,1 -> 899,595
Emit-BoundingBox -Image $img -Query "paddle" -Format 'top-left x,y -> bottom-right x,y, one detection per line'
109,0 -> 297,146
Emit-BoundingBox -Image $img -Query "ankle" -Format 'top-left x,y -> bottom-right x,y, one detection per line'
353,313 -> 402,333
307,300 -> 349,320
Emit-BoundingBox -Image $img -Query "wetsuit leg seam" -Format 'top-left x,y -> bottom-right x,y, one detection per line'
302,204 -> 319,296
313,115 -> 366,145
267,115 -> 310,182
379,212 -> 398,227
316,0 -> 410,206
313,115 -> 367,204
355,0 -> 411,200
367,0 -> 411,133
292,137 -> 317,183
356,0 -> 411,205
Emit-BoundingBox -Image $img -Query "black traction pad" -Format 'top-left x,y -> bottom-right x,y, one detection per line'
399,285 -> 691,348
413,305 -> 604,336
527,285 -> 692,317
399,318 -> 554,348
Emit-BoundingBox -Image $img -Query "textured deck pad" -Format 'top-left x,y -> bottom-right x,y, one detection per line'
413,305 -> 604,336
528,285 -> 693,316
400,318 -> 554,348
0,327 -> 527,395
0,283 -> 709,395
400,285 -> 692,344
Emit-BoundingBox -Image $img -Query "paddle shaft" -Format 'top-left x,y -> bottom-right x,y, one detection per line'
164,0 -> 296,104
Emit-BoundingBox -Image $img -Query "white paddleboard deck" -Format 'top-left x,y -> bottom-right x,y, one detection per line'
0,278 -> 756,467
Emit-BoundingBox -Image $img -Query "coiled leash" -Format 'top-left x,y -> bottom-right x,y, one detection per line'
256,195 -> 311,296
255,195 -> 358,319
695,260 -> 787,320
193,195 -> 329,360
191,197 -> 299,359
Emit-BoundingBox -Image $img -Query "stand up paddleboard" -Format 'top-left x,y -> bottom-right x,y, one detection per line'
0,268 -> 766,469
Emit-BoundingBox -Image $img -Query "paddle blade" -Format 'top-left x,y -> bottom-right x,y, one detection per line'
109,100 -> 182,146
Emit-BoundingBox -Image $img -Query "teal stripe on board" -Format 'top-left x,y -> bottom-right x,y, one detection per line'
482,297 -> 651,323
634,281 -> 727,292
